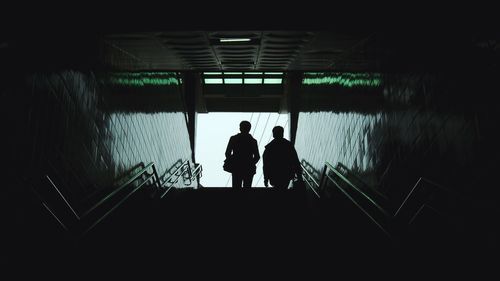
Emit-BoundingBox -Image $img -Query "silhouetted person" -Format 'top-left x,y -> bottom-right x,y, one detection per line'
263,126 -> 301,190
225,121 -> 260,188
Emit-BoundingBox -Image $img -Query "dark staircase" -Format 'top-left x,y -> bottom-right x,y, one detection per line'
76,186 -> 392,265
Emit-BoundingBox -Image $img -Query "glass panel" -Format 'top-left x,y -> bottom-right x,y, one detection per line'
204,72 -> 223,75
223,72 -> 243,75
264,72 -> 283,75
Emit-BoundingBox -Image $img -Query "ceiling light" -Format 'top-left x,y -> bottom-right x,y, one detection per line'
219,38 -> 251,43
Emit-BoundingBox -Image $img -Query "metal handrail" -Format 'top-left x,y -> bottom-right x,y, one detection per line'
81,173 -> 156,236
45,175 -> 81,220
300,163 -> 321,198
84,160 -> 202,233
42,162 -> 159,223
39,159 -> 202,237
81,162 -> 159,218
325,161 -> 390,217
300,161 -> 391,237
300,160 -> 452,238
192,164 -> 203,179
335,162 -> 389,201
324,171 -> 392,237
160,160 -> 188,198
81,175 -> 154,236
300,161 -> 388,213
159,160 -> 203,198
393,176 -> 455,222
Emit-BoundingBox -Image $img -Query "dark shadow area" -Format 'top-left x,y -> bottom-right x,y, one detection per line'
300,83 -> 385,113
2,24 -> 499,274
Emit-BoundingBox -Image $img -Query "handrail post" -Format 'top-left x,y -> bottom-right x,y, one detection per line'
299,163 -> 321,198
186,161 -> 193,183
188,162 -> 194,180
319,165 -> 327,194
181,161 -> 191,186
151,164 -> 161,190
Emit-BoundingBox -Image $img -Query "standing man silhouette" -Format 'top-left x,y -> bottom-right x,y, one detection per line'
225,121 -> 260,188
263,126 -> 301,190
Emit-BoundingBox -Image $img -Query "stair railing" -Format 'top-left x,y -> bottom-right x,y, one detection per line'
159,160 -> 203,198
300,161 -> 454,238
302,161 -> 391,237
35,160 -> 202,237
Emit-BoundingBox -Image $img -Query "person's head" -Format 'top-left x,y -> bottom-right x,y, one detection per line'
239,121 -> 251,133
272,126 -> 284,139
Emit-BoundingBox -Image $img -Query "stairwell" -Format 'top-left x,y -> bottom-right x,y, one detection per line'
75,185 -> 393,264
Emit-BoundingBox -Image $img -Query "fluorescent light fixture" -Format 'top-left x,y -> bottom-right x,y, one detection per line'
205,78 -> 223,84
263,78 -> 282,84
224,78 -> 243,84
219,38 -> 251,43
244,78 -> 263,84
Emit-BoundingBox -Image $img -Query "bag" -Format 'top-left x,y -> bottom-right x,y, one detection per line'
223,155 -> 236,173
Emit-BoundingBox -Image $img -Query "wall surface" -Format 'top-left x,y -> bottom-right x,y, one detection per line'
294,69 -> 499,249
2,70 -> 195,226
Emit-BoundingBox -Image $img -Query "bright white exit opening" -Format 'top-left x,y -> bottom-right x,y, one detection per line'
195,112 -> 290,187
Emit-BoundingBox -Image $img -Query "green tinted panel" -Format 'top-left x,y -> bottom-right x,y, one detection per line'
105,72 -> 180,86
302,72 -> 382,87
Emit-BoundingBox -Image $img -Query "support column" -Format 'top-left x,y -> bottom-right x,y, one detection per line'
285,71 -> 303,145
182,72 -> 200,163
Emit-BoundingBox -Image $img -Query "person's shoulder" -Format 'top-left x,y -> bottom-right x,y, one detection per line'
282,139 -> 295,149
265,139 -> 277,148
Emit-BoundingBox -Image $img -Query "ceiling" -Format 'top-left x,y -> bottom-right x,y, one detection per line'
102,31 -> 379,72
3,27 -> 495,114
98,29 -> 499,113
